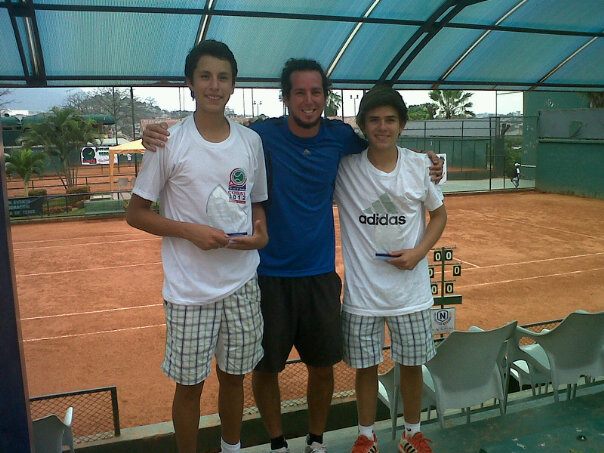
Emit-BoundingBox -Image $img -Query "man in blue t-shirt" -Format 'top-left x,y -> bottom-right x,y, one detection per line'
142,58 -> 442,453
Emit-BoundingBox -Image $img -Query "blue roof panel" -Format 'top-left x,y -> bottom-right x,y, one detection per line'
502,0 -> 604,33
454,0 -> 521,25
37,10 -> 197,78
331,24 -> 418,81
372,0 -> 443,21
33,0 -> 195,7
0,10 -> 22,77
208,16 -> 353,80
215,0 -> 372,16
400,27 -> 484,81
547,38 -> 604,86
449,32 -> 590,84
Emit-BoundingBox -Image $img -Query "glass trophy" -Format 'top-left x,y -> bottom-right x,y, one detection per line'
206,185 -> 248,236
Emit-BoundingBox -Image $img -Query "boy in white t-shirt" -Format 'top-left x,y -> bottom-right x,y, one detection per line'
334,85 -> 447,453
126,40 -> 268,453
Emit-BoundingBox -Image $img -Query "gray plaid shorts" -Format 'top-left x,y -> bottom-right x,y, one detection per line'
342,309 -> 436,369
161,277 -> 264,385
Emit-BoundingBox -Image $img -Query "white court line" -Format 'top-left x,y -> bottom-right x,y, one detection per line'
456,259 -> 480,268
457,266 -> 604,290
16,261 -> 162,277
461,251 -> 604,271
23,323 -> 165,343
455,209 -> 604,241
21,303 -> 163,321
11,232 -> 150,245
13,237 -> 159,252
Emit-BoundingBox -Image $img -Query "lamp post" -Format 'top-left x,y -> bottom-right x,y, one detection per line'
350,94 -> 359,115
253,100 -> 262,117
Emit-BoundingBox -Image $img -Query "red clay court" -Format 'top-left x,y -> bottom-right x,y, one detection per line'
12,191 -> 604,428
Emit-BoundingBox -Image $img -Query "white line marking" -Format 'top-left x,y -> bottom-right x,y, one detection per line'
461,251 -> 604,271
23,323 -> 166,342
16,261 -> 162,277
457,258 -> 480,268
455,209 -> 604,241
13,237 -> 159,252
457,266 -> 604,289
11,233 -> 150,245
21,303 -> 163,321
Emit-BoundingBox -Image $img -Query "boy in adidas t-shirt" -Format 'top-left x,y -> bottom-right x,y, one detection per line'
126,40 -> 267,453
334,85 -> 447,453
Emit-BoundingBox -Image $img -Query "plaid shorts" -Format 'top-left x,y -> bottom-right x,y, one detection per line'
341,309 -> 436,369
161,277 -> 264,385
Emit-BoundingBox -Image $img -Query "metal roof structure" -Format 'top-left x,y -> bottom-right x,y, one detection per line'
1,0 -> 603,91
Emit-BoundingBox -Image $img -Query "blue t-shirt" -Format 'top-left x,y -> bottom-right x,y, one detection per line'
251,117 -> 366,277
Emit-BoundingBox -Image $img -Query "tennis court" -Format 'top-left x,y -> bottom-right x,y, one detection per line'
12,191 -> 604,428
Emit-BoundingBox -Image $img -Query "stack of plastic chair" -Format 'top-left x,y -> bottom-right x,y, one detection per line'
514,310 -> 604,402
32,406 -> 74,453
422,321 -> 517,428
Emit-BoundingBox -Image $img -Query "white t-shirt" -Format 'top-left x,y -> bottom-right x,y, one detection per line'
334,147 -> 443,316
133,116 -> 267,305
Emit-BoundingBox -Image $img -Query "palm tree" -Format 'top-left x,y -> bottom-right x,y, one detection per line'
324,91 -> 342,117
5,148 -> 47,196
19,107 -> 100,189
428,90 -> 475,119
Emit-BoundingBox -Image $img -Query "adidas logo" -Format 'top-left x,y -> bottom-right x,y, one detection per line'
358,213 -> 406,225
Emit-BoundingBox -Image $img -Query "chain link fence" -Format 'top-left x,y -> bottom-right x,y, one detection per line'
29,386 -> 120,444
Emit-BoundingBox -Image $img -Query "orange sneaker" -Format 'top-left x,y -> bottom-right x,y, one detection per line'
351,433 -> 378,453
398,432 -> 432,453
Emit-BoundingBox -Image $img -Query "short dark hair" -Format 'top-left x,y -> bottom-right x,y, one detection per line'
356,84 -> 408,131
280,58 -> 331,99
185,40 -> 238,82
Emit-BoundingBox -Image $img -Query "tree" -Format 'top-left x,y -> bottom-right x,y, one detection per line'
19,107 -> 100,189
428,90 -> 475,119
408,103 -> 438,120
324,91 -> 342,117
0,88 -> 12,113
5,148 -> 47,196
66,88 -> 167,140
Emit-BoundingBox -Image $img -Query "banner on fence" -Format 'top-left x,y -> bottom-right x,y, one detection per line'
8,197 -> 44,217
81,146 -> 117,165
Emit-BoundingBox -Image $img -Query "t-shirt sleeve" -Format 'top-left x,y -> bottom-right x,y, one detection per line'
250,133 -> 268,203
131,144 -> 172,202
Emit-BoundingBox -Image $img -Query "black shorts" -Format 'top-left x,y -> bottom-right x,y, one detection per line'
255,272 -> 343,372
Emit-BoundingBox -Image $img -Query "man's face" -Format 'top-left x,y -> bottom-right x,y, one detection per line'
186,55 -> 235,115
363,105 -> 404,152
283,70 -> 326,136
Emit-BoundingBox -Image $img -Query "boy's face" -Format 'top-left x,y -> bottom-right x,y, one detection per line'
186,55 -> 235,115
363,105 -> 405,151
283,70 -> 326,134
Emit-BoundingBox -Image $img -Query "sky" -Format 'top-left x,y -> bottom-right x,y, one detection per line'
133,86 -> 524,117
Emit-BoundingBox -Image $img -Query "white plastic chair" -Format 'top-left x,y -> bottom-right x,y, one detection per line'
377,364 -> 435,439
514,310 -> 604,402
32,406 -> 74,453
422,321 -> 517,428
509,327 -> 552,396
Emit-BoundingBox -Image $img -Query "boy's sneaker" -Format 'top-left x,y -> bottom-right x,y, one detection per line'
304,441 -> 327,453
269,448 -> 289,453
351,433 -> 378,453
398,432 -> 432,453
